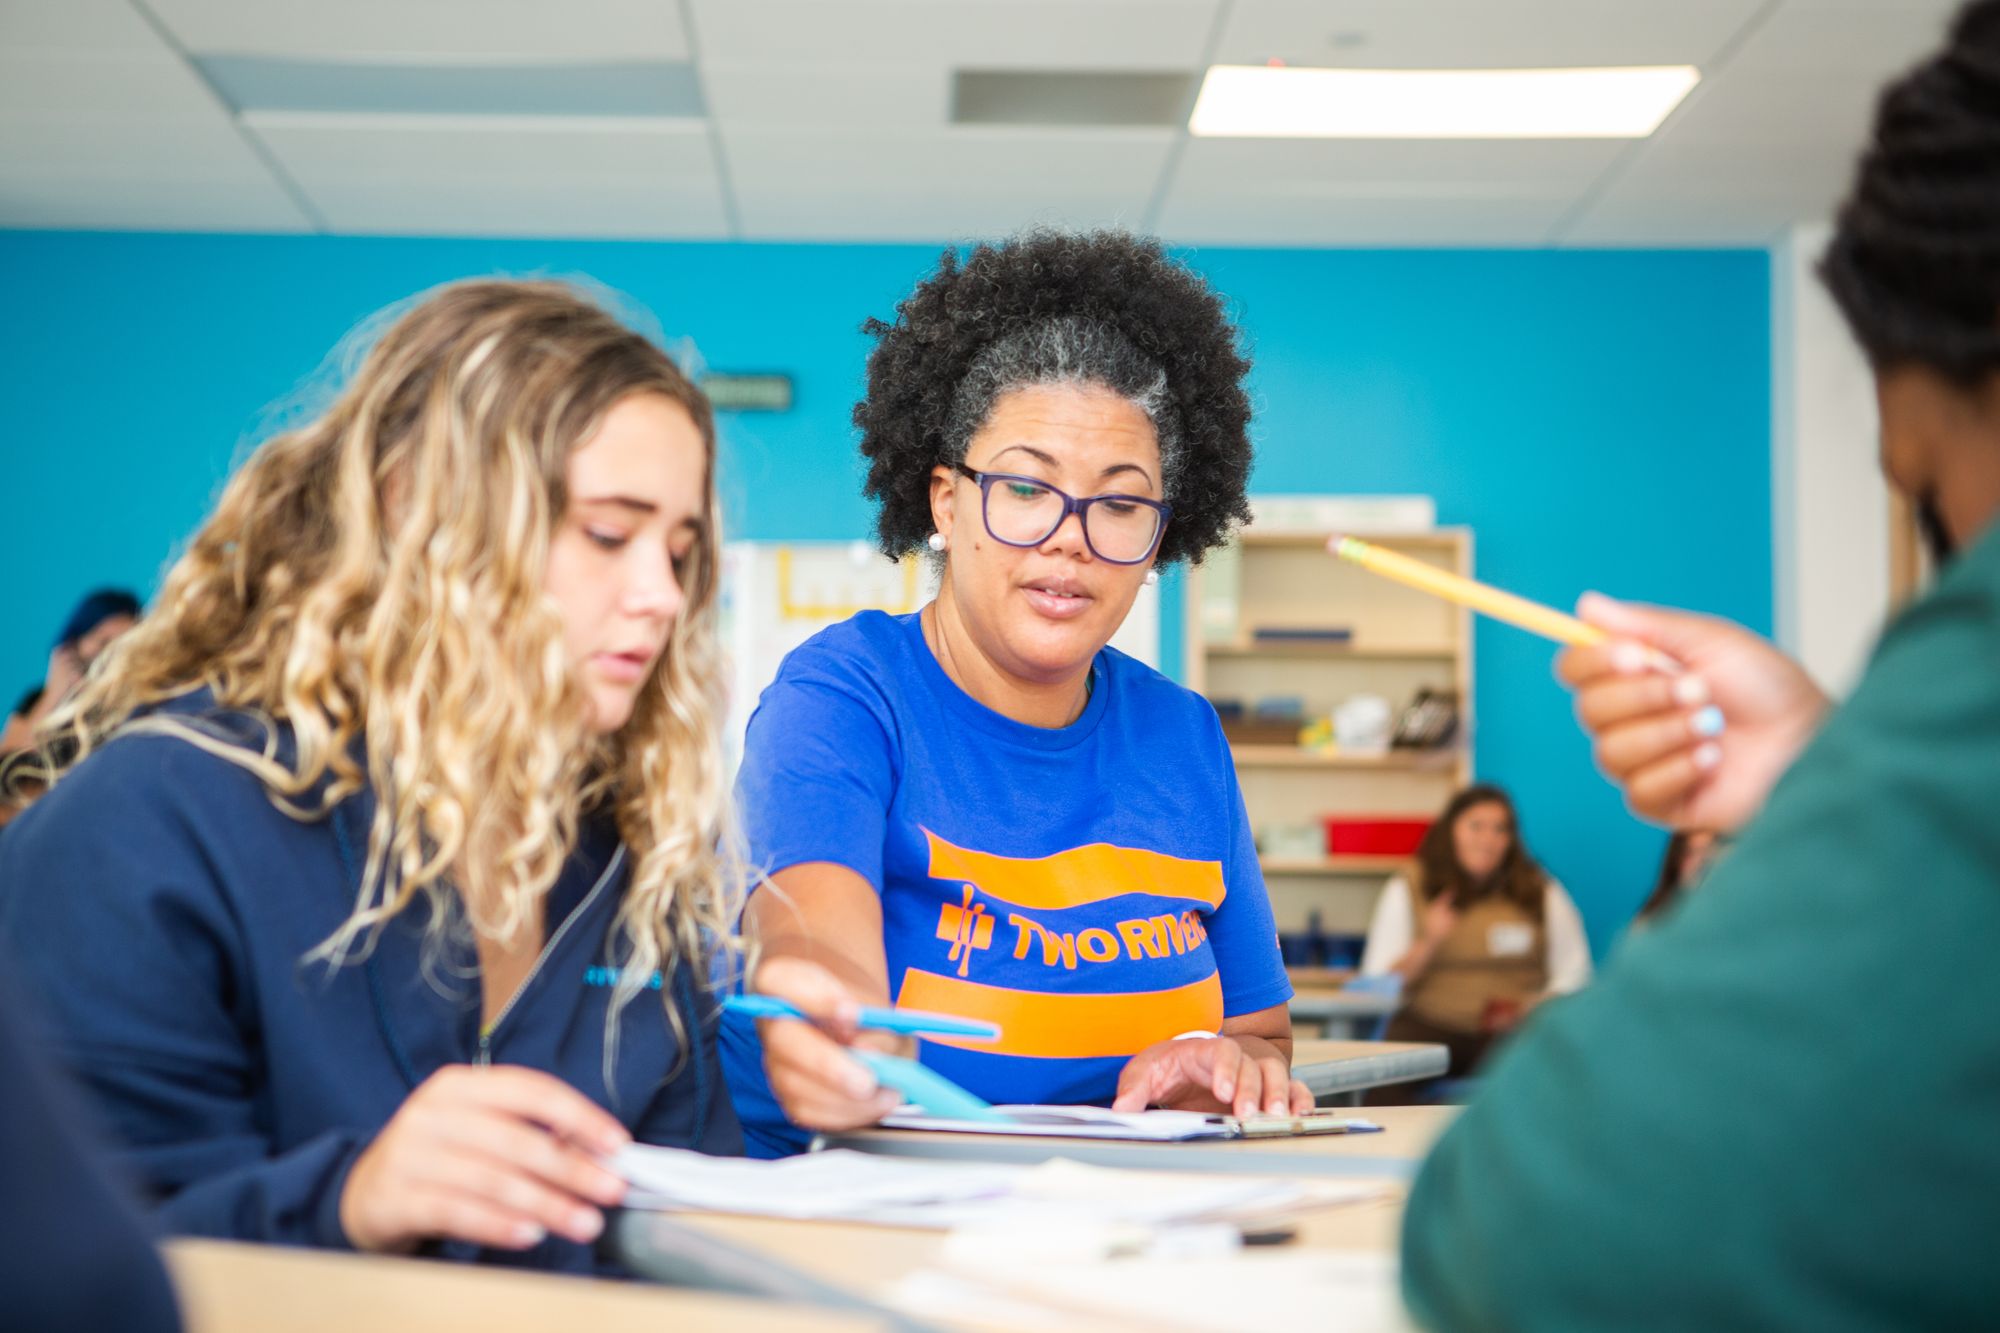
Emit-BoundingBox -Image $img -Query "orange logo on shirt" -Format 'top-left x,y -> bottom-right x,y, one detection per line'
924,829 -> 1226,912
907,830 -> 1229,1055
934,884 -> 995,977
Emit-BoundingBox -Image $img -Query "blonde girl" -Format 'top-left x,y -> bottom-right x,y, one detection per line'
0,279 -> 741,1272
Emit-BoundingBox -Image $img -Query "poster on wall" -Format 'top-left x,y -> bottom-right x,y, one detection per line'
718,540 -> 1159,768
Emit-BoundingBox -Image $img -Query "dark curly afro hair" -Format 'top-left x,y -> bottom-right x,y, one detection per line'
1822,0 -> 2000,385
855,230 -> 1253,567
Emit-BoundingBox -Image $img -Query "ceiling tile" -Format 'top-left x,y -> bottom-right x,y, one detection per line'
0,40 -> 308,232
1724,2 -> 1961,77
722,124 -> 1172,193
247,117 -> 727,237
0,0 -> 165,52
0,113 -> 309,231
732,192 -> 1156,242
1170,136 -> 1628,194
1215,0 -> 1764,70
1156,193 -> 1579,246
1647,69 -> 1877,148
690,0 -> 1219,69
723,125 -> 1171,239
1607,131 -> 1859,200
0,49 -> 223,117
701,62 -> 948,128
1559,193 -> 1801,246
0,172 -> 311,230
146,0 -> 690,61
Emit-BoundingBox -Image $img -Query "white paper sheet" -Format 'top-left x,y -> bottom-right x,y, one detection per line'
611,1147 -> 1385,1231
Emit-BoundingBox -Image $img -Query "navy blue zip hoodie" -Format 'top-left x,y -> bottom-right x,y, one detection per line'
0,696 -> 741,1274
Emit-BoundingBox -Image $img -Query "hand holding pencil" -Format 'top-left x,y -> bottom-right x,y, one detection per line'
1558,595 -> 1828,832
1328,535 -> 1829,832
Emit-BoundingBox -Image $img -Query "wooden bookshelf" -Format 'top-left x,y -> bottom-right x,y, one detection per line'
1188,527 -> 1474,936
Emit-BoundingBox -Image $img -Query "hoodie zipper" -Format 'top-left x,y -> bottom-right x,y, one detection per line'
474,845 -> 627,1066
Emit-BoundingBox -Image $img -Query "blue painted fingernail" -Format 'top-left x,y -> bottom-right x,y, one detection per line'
1692,705 -> 1725,738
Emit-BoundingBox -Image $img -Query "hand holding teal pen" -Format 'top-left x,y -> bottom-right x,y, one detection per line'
723,993 -> 1001,1042
724,994 -> 1006,1121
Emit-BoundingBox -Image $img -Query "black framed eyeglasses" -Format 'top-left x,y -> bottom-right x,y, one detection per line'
952,463 -> 1170,566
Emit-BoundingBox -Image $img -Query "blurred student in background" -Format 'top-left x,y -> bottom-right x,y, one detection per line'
1,587 -> 142,753
1357,784 -> 1590,1099
1634,829 -> 1719,926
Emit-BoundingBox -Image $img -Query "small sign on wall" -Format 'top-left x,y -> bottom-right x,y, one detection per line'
701,373 -> 793,412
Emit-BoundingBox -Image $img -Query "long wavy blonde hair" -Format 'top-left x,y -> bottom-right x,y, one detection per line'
16,278 -> 741,1057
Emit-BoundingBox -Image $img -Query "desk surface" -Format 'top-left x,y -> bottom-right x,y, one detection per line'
164,1108 -> 1457,1333
640,1106 -> 1458,1327
1291,1039 -> 1447,1096
1290,989 -> 1405,1018
165,1238 -> 882,1333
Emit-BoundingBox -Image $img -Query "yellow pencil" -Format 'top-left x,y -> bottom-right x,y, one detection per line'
1328,535 -> 1677,670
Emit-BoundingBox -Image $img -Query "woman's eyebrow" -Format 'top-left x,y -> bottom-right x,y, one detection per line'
573,494 -> 658,515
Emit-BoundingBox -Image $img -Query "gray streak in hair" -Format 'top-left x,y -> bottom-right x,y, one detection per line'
943,316 -> 1184,498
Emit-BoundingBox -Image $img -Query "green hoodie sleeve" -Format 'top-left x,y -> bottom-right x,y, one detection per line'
1400,540 -> 2000,1333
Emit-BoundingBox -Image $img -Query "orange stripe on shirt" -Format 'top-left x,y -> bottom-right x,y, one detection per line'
895,968 -> 1224,1059
923,829 -> 1226,912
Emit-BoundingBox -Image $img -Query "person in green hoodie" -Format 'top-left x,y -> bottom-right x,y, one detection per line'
1401,4 -> 2000,1328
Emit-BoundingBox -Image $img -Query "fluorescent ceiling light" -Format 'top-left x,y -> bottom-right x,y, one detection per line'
1189,65 -> 1700,139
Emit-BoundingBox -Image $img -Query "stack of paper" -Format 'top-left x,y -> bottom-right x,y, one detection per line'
612,1146 -> 1386,1231
613,1145 -> 1015,1220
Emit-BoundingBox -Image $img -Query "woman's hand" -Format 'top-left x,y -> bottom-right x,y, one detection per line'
751,954 -> 906,1131
1561,594 -> 1829,832
1112,1036 -> 1313,1118
1392,893 -> 1460,980
1420,893 -> 1460,946
339,1065 -> 632,1254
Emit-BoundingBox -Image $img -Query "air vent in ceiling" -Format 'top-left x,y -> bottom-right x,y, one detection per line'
950,70 -> 1196,128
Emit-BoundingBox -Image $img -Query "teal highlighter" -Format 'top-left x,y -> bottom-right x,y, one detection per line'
850,1049 -> 1010,1124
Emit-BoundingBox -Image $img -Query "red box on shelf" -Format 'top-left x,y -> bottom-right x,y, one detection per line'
1323,816 -> 1431,856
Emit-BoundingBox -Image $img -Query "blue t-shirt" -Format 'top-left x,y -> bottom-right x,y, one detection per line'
724,610 -> 1292,1155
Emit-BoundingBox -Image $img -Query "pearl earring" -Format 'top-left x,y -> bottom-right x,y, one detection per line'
1143,568 -> 1160,587
927,532 -> 947,552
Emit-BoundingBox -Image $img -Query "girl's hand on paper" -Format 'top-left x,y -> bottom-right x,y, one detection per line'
1561,594 -> 1829,832
339,1065 -> 631,1254
1112,1036 -> 1312,1119
752,954 -> 907,1131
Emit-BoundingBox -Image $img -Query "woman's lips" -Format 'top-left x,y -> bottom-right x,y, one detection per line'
591,651 -> 652,683
1021,584 -> 1093,620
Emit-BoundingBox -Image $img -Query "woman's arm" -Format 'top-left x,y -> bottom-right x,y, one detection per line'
1359,876 -> 1414,976
749,862 -> 892,1001
743,863 -> 906,1131
1542,880 -> 1594,996
1387,881 -> 1460,982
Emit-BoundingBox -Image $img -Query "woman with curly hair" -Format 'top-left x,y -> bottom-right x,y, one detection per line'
723,231 -> 1306,1155
0,280 -> 741,1269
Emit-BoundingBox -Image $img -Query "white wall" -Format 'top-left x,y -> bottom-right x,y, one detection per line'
1771,222 -> 1892,697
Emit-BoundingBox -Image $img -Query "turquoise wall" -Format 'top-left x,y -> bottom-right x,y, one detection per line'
0,231 -> 1769,948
